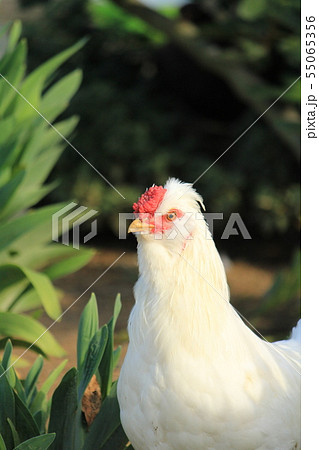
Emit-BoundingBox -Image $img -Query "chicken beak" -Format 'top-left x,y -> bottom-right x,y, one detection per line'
128,218 -> 154,234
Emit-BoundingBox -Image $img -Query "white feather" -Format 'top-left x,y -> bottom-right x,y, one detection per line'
118,179 -> 300,450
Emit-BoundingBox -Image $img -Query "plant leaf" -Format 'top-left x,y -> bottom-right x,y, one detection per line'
24,356 -> 43,402
7,418 -> 20,448
48,368 -> 78,450
13,393 -> 40,442
78,325 -> 108,402
39,359 -> 68,396
14,38 -> 87,122
77,293 -> 99,371
0,264 -> 61,320
13,433 -> 56,450
0,312 -> 65,357
0,364 -> 15,449
0,434 -> 7,450
99,294 -> 122,398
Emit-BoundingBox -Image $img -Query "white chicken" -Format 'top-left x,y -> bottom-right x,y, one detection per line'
118,178 -> 301,450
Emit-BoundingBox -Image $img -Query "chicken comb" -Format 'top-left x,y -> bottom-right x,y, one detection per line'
133,185 -> 167,214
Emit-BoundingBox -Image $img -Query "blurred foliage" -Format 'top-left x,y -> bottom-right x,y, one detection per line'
0,21 -> 94,358
259,250 -> 301,315
0,294 -> 129,450
17,0 -> 300,254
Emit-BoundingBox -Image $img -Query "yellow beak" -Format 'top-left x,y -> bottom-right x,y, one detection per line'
128,218 -> 154,233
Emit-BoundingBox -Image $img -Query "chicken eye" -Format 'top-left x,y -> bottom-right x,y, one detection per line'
166,211 -> 177,221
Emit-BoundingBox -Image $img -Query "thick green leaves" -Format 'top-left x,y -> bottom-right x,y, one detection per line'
7,418 -> 20,448
0,170 -> 25,212
0,312 -> 65,357
0,365 -> 15,449
98,424 -> 129,450
14,38 -> 87,122
14,393 -> 40,441
0,21 -> 93,359
99,294 -> 122,398
77,293 -> 99,371
0,203 -> 67,254
1,339 -> 13,369
44,248 -> 94,281
48,368 -> 78,450
0,434 -> 7,450
0,265 -> 61,319
0,294 -> 126,449
13,433 -> 55,450
78,325 -> 108,401
7,21 -> 22,53
25,356 -> 44,402
1,340 -> 15,388
40,70 -> 82,122
38,359 -> 68,397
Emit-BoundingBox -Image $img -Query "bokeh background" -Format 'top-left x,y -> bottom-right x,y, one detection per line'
0,0 -> 300,376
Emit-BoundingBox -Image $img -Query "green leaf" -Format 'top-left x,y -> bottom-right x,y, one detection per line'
44,248 -> 94,280
99,294 -> 122,398
40,70 -> 82,123
78,325 -> 108,401
0,265 -> 61,320
7,21 -> 22,52
13,433 -> 56,450
12,371 -> 27,405
14,393 -> 40,442
1,340 -> 15,388
7,418 -> 20,448
15,39 -> 87,121
0,364 -> 15,449
1,339 -> 13,369
0,434 -> 7,450
99,424 -> 129,450
39,359 -> 68,396
21,116 -> 79,164
0,169 -> 25,213
77,293 -> 99,371
112,346 -> 122,370
0,339 -> 45,358
48,368 -> 78,450
24,356 -> 43,402
8,290 -> 43,315
0,40 -> 26,117
19,267 -> 61,319
0,312 -> 65,358
0,203 -> 69,254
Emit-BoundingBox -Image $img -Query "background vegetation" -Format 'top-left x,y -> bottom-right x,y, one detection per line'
0,21 -> 93,358
0,294 -> 129,449
13,0 -> 300,257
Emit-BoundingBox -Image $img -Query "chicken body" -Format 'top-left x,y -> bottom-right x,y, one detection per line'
118,179 -> 301,450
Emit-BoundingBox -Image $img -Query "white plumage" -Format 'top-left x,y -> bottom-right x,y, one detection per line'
118,178 -> 301,450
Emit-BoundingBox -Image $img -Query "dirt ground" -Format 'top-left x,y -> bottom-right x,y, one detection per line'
15,248 -> 297,386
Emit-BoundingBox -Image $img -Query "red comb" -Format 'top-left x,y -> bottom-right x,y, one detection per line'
133,185 -> 167,214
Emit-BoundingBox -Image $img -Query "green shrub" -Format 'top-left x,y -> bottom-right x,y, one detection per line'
18,0 -> 300,245
0,294 -> 129,450
0,21 -> 93,357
